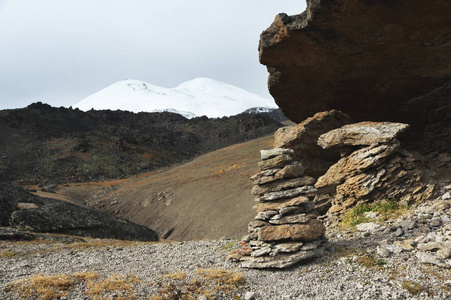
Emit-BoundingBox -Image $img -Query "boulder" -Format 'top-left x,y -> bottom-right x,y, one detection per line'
274,110 -> 352,149
16,203 -> 39,210
258,219 -> 326,242
416,252 -> 450,269
318,122 -> 410,149
259,0 -> 451,153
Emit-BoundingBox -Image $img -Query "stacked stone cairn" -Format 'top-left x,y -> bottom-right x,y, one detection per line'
228,148 -> 327,269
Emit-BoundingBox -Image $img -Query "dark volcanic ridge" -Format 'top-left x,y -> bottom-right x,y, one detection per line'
0,102 -> 283,184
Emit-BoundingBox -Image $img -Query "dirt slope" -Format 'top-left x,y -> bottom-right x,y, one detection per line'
51,135 -> 274,241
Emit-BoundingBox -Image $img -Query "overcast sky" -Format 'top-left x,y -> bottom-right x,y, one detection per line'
0,0 -> 306,110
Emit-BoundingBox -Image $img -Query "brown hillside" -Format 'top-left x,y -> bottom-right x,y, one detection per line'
50,135 -> 274,241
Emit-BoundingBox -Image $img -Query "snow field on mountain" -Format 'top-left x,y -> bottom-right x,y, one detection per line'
74,78 -> 277,118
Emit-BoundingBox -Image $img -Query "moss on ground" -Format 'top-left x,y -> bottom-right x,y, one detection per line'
341,199 -> 409,227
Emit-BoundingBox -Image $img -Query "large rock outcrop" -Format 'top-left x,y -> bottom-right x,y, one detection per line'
259,0 -> 451,153
314,121 -> 437,223
0,183 -> 159,242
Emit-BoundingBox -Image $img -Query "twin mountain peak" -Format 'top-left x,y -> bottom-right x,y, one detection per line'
73,78 -> 277,119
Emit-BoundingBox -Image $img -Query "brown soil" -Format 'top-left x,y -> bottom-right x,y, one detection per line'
47,135 -> 275,241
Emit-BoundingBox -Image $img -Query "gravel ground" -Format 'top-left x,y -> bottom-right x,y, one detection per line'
1,228 -> 450,300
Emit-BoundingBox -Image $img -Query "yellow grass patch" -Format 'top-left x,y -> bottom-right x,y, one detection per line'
86,273 -> 141,299
4,273 -> 88,300
151,268 -> 246,299
3,272 -> 142,300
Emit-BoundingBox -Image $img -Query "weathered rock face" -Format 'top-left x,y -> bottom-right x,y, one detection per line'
259,0 -> 451,153
274,110 -> 352,158
274,110 -> 352,177
316,140 -> 400,188
314,121 -> 438,222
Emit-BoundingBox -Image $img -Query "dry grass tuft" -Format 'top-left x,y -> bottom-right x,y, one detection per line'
356,253 -> 386,269
71,271 -> 100,281
440,285 -> 451,293
3,264 -> 245,299
151,268 -> 246,299
196,268 -> 245,288
164,271 -> 187,281
3,272 -> 142,300
402,280 -> 425,295
334,247 -> 386,269
86,273 -> 141,299
0,250 -> 23,258
3,273 -> 85,300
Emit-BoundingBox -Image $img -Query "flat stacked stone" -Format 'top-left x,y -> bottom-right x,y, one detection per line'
228,148 -> 326,269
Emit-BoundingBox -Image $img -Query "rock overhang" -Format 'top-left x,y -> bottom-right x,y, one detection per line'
259,0 -> 451,153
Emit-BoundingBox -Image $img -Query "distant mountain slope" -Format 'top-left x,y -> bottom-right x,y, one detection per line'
54,135 -> 275,241
0,102 -> 283,184
74,78 -> 277,118
242,107 -> 289,122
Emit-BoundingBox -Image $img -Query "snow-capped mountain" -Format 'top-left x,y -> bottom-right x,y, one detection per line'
242,107 -> 289,122
242,107 -> 278,114
73,78 -> 277,118
150,108 -> 197,119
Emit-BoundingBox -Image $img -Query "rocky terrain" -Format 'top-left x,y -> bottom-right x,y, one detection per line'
3,112 -> 446,298
3,109 -> 448,298
1,187 -> 450,299
0,102 -> 284,242
0,102 -> 283,184
0,0 -> 449,299
0,183 -> 158,242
